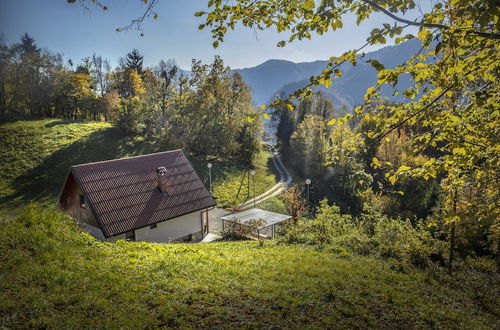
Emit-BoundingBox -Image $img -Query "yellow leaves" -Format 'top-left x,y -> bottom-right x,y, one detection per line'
302,0 -> 315,10
452,147 -> 466,155
372,157 -> 381,169
259,104 -> 267,110
417,29 -> 432,45
286,103 -> 294,111
396,165 -> 411,173
324,77 -> 332,89
246,114 -> 257,123
327,119 -> 336,125
262,113 -> 270,120
365,87 -> 376,101
129,71 -> 146,96
331,20 -> 343,31
388,175 -> 397,185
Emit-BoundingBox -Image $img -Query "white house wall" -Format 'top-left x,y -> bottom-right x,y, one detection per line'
133,210 -> 203,243
107,233 -> 126,242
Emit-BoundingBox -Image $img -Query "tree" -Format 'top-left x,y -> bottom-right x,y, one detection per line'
91,54 -> 111,96
153,59 -> 178,117
181,56 -> 261,159
290,114 -> 327,178
282,186 -> 307,223
194,0 -> 500,272
125,49 -> 144,74
296,93 -> 335,124
18,33 -> 40,55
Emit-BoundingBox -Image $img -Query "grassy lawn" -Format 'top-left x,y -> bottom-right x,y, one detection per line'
1,205 -> 498,329
0,118 -> 281,213
0,119 -> 160,213
210,149 -> 279,208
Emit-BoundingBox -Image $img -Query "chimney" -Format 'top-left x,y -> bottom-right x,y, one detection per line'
156,167 -> 169,195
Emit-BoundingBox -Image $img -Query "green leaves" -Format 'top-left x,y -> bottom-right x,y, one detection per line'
302,0 -> 315,10
368,59 -> 385,71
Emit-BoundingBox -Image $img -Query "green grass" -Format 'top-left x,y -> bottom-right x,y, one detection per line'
0,118 -> 280,213
1,205 -> 498,329
204,149 -> 279,208
0,119 -> 160,213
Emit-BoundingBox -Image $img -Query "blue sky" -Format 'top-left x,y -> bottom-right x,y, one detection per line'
0,0 -> 424,70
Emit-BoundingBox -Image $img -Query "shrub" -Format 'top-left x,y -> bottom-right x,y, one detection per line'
279,199 -> 446,268
310,199 -> 353,245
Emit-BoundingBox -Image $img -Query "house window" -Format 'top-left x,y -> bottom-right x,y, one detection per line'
150,223 -> 157,229
79,193 -> 86,208
125,230 -> 135,241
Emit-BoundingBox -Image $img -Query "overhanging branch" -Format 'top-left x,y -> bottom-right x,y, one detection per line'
361,0 -> 500,40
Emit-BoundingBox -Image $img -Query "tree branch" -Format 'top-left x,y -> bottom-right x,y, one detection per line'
361,0 -> 500,40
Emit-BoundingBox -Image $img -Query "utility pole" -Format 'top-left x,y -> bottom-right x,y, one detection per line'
305,179 -> 311,214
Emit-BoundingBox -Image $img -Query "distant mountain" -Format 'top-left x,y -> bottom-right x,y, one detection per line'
233,59 -> 327,106
234,39 -> 423,108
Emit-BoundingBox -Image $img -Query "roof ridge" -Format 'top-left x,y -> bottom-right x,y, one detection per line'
71,149 -> 183,168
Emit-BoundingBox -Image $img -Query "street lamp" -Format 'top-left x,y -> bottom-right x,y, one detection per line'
250,170 -> 256,207
207,163 -> 212,193
305,179 -> 311,207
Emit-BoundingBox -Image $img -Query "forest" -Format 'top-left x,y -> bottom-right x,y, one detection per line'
0,34 -> 261,164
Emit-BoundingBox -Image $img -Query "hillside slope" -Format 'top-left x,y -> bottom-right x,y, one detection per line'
0,119 -> 277,212
1,205 -> 498,329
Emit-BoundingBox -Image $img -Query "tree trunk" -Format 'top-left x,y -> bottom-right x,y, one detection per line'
448,222 -> 456,275
496,239 -> 500,274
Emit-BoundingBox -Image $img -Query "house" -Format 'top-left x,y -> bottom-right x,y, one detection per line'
58,150 -> 216,243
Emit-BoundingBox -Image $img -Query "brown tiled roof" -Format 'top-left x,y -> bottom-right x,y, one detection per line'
63,150 -> 215,238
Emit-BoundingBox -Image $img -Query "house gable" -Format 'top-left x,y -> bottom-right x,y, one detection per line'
58,150 -> 216,238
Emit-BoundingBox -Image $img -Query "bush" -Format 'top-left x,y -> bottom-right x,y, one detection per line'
279,199 -> 446,268
310,199 -> 353,245
370,216 -> 445,267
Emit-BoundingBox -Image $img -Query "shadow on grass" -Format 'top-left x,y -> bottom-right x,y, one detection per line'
44,119 -> 84,128
0,126 -> 162,208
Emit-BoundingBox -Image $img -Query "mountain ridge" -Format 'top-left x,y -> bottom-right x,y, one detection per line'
234,39 -> 422,108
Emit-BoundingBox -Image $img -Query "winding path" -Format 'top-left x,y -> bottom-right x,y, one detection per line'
239,149 -> 292,210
